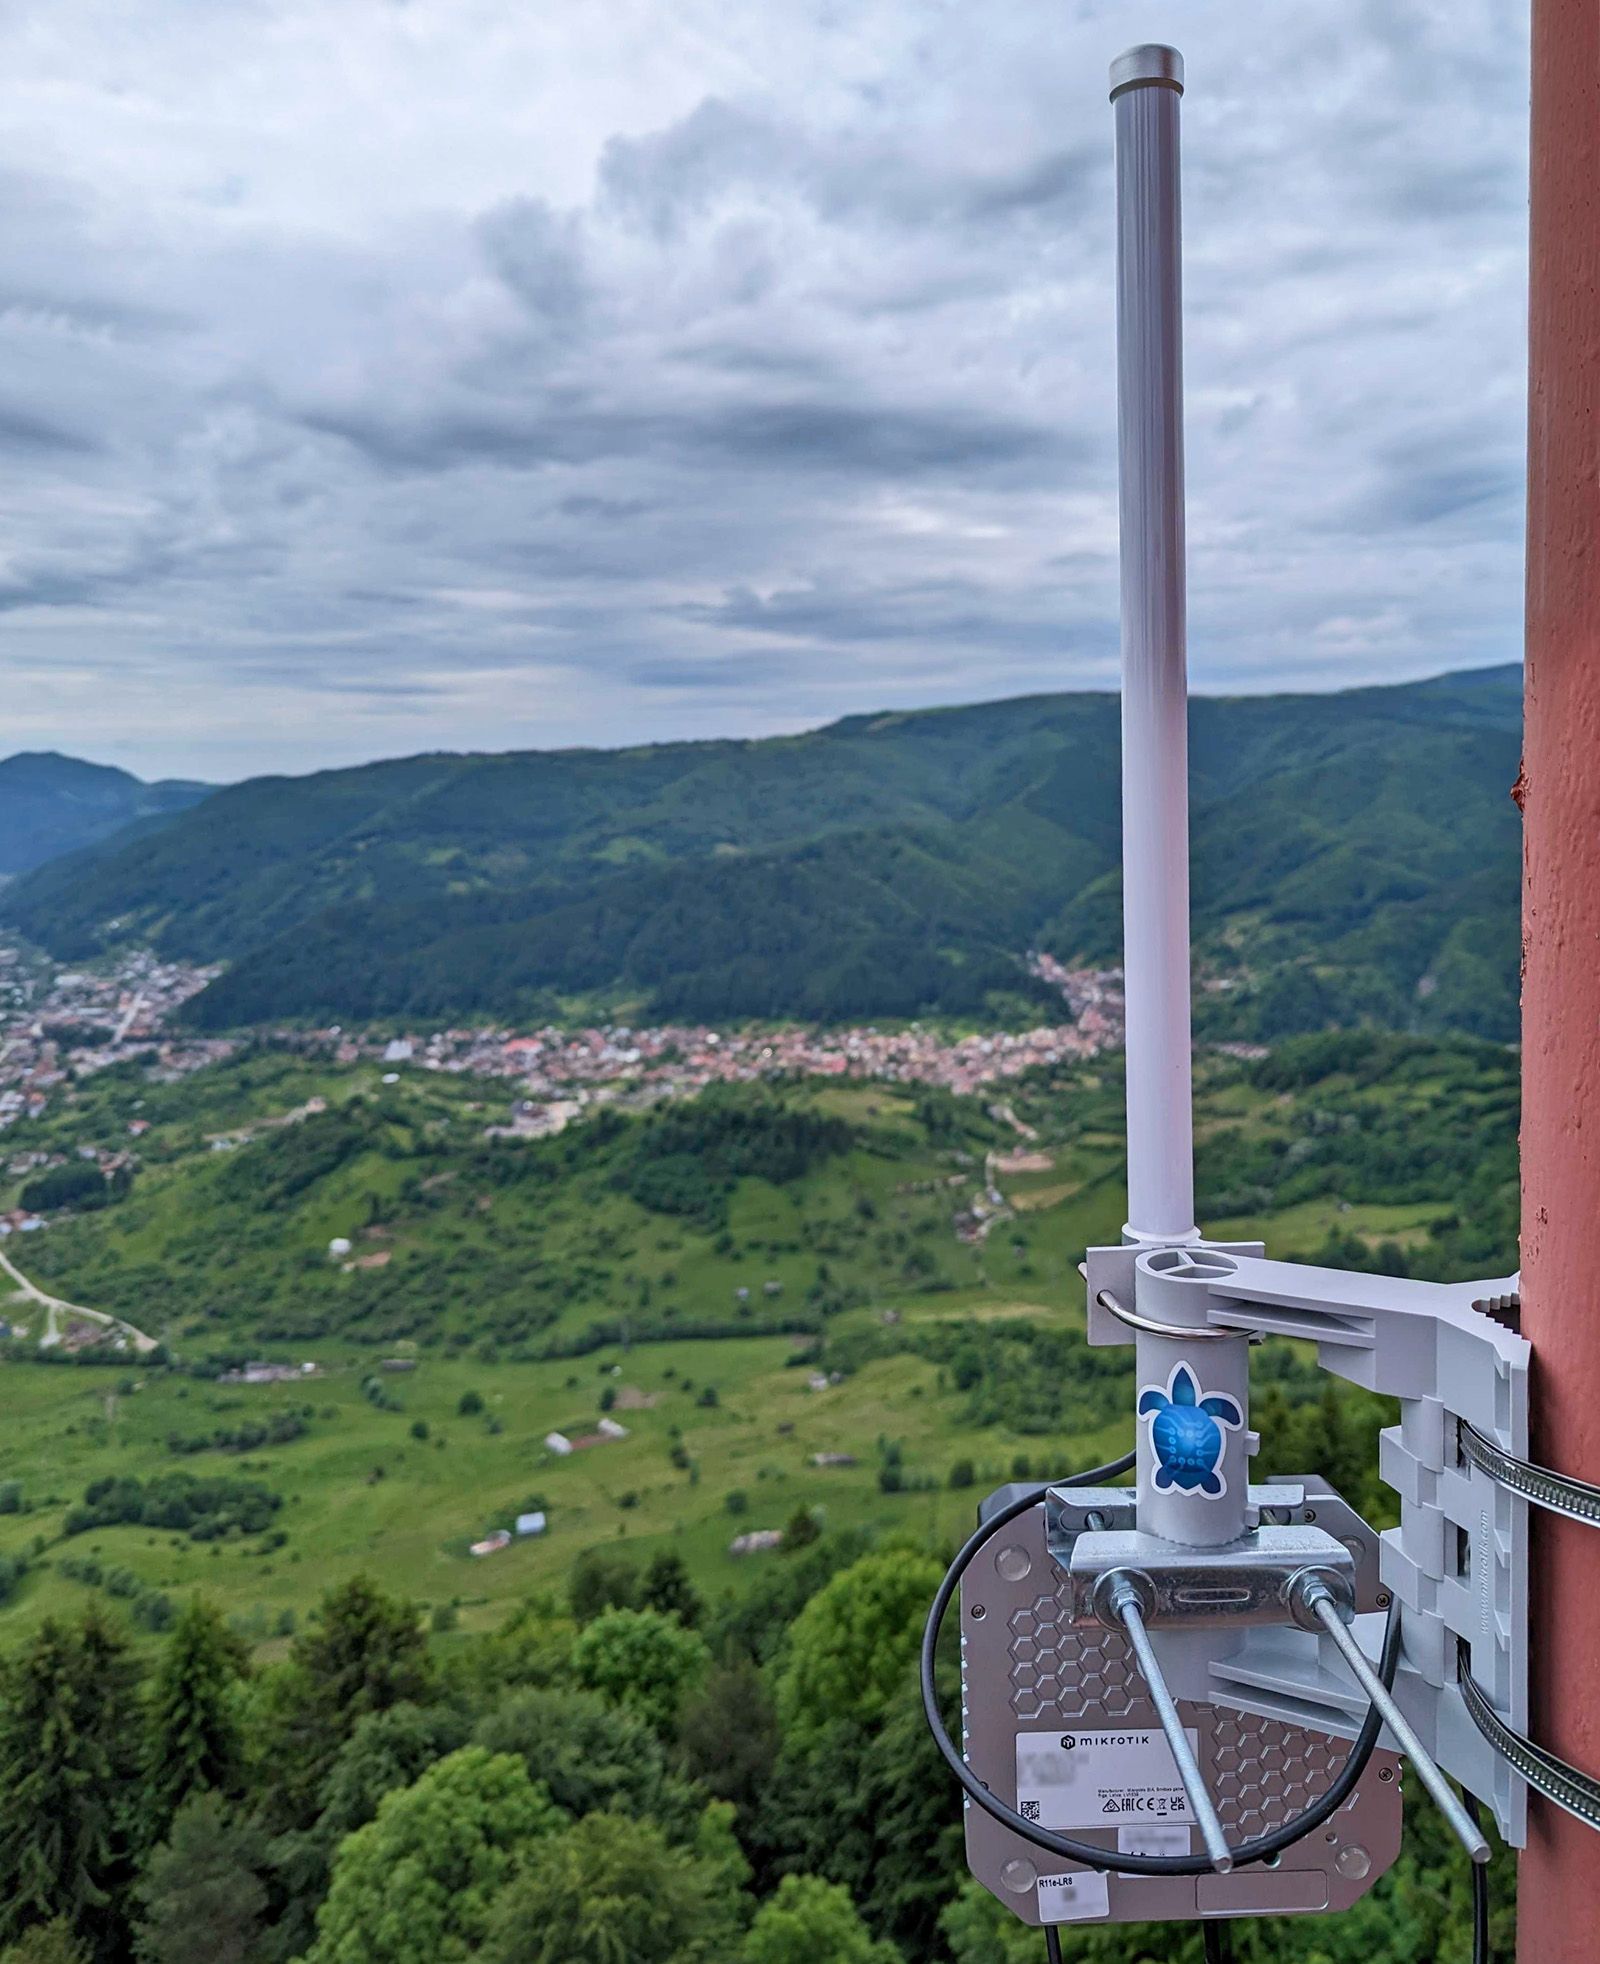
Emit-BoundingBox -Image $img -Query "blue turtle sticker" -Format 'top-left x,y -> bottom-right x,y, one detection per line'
1138,1364 -> 1243,1498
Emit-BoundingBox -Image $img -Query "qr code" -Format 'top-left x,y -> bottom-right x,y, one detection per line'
1020,1800 -> 1041,1822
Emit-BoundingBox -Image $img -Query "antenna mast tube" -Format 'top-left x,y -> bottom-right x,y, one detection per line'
1112,44 -> 1195,1245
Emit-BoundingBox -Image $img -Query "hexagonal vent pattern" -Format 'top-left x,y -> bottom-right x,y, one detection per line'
1007,1584 -> 1154,1726
1006,1581 -> 1361,1834
1210,1712 -> 1349,1836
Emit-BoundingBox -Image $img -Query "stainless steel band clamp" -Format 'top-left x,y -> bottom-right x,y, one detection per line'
1449,1422 -> 1600,1828
1459,1658 -> 1600,1832
1458,1420 -> 1600,1529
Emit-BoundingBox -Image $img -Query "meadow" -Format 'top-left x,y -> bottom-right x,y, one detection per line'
0,1031 -> 1518,1647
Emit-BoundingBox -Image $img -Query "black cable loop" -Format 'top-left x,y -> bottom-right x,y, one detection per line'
920,1452 -> 1404,1879
1464,1794 -> 1491,1964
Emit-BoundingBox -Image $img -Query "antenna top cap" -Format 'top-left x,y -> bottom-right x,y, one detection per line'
1109,44 -> 1184,99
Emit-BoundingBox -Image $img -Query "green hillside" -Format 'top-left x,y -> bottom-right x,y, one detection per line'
0,1033 -> 1516,1643
1,665 -> 1521,1036
0,1039 -> 1519,1962
0,752 -> 210,878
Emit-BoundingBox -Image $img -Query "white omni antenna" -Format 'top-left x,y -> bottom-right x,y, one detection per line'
1112,43 -> 1196,1248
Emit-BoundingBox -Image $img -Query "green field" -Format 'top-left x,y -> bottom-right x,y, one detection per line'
0,1329 -> 1131,1653
0,1030 -> 1519,1647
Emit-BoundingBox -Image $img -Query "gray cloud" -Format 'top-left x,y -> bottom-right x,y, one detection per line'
0,0 -> 1529,779
0,405 -> 99,455
690,401 -> 1070,475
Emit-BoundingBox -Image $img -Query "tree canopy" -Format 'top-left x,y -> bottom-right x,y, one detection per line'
773,1549 -> 944,1748
480,1810 -> 744,1964
305,1748 -> 563,1964
132,1793 -> 265,1964
743,1875 -> 902,1964
571,1606 -> 712,1738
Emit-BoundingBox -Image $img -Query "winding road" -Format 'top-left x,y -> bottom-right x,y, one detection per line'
0,1245 -> 157,1354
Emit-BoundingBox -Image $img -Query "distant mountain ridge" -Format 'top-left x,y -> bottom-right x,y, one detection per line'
0,751 -> 211,878
0,664 -> 1522,1039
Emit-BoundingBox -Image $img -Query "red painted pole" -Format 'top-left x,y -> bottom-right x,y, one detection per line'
1517,2 -> 1600,1958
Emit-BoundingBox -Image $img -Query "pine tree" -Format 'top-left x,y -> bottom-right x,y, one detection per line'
132,1793 -> 265,1964
0,1612 -> 145,1962
1,1922 -> 91,1964
144,1600 -> 249,1838
1253,1384 -> 1297,1477
640,1550 -> 702,1626
678,1659 -> 779,1816
256,1576 -> 430,1831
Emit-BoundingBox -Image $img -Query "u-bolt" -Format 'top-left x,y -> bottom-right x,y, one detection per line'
1288,1570 -> 1491,1865
1100,1570 -> 1235,1873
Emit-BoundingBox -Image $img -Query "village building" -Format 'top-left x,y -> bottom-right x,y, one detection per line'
730,1529 -> 784,1556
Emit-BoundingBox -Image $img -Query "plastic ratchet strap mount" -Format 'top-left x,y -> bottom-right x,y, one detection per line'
1459,1654 -> 1600,1832
1458,1419 -> 1600,1528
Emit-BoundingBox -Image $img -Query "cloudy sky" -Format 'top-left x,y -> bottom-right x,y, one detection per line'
0,0 -> 1528,781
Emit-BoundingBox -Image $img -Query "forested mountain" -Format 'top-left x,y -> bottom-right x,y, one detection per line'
2,665 -> 1521,1038
0,753 -> 210,878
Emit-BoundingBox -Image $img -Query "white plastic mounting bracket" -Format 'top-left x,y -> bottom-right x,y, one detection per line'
1084,1242 -> 1531,1844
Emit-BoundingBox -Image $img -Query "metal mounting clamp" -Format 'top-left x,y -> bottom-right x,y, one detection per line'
1458,1421 -> 1600,1529
1095,1285 -> 1262,1343
1293,1575 -> 1489,1864
1460,1658 -> 1600,1832
1100,1569 -> 1237,1874
1084,1239 -> 1532,1844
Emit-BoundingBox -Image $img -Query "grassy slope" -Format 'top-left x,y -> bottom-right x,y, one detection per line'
2,1336 -> 1112,1654
0,1036 -> 1517,1648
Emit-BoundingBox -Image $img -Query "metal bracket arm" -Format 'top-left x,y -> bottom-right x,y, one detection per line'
1065,1525 -> 1355,1630
1083,1242 -> 1531,1844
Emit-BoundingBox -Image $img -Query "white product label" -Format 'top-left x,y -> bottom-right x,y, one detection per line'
1016,1728 -> 1199,1830
1036,1870 -> 1111,1924
1117,1821 -> 1192,1863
